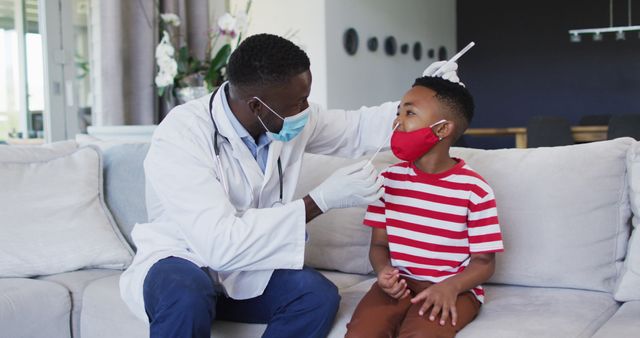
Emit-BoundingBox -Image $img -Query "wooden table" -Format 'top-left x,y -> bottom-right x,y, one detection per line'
465,126 -> 608,148
5,138 -> 45,146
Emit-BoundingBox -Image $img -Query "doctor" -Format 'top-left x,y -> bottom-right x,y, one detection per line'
120,33 -> 461,338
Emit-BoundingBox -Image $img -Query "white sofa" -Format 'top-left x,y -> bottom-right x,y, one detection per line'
2,137 -> 640,338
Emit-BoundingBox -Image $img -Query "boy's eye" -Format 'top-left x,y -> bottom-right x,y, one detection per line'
407,111 -> 415,115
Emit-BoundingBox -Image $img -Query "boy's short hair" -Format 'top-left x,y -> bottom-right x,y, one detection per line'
227,33 -> 310,88
412,76 -> 475,140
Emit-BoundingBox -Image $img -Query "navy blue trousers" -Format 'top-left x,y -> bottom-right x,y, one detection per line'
143,257 -> 341,338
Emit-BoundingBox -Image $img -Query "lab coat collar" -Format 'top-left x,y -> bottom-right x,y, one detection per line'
209,83 -> 284,188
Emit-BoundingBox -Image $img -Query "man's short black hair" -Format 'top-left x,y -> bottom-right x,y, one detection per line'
412,76 -> 475,136
227,33 -> 310,88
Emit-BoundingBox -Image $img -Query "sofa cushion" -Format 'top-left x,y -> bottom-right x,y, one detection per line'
327,280 -> 618,337
614,141 -> 640,301
319,270 -> 372,290
39,269 -> 121,338
0,143 -> 133,277
83,270 -> 370,338
1,139 -> 78,159
295,153 -> 398,275
82,274 -> 149,338
103,143 -> 151,249
298,139 -> 633,292
0,278 -> 71,338
446,138 -> 633,292
83,274 -> 269,338
456,285 -> 619,337
592,300 -> 640,337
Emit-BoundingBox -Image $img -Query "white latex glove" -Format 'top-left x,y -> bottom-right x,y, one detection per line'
422,60 -> 464,87
309,160 -> 384,212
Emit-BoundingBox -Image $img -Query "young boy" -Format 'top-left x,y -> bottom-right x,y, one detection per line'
345,76 -> 504,338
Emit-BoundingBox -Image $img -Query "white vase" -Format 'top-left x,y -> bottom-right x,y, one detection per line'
176,86 -> 209,104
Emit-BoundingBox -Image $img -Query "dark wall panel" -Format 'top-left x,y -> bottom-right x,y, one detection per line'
457,0 -> 640,148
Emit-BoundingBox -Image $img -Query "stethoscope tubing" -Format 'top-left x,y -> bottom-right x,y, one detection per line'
208,88 -> 283,203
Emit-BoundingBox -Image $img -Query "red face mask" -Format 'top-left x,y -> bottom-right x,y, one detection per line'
391,120 -> 446,161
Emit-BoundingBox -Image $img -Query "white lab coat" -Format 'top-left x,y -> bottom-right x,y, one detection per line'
119,87 -> 398,321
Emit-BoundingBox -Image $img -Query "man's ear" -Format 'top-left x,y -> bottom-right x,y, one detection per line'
246,97 -> 263,116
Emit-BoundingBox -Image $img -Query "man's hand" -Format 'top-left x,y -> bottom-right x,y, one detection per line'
410,281 -> 460,326
422,60 -> 464,86
308,161 -> 384,212
377,265 -> 410,299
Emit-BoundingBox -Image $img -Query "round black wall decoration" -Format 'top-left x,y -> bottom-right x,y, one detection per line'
343,28 -> 359,55
438,46 -> 448,61
400,43 -> 409,54
428,48 -> 435,58
384,36 -> 397,56
412,42 -> 422,61
367,37 -> 378,52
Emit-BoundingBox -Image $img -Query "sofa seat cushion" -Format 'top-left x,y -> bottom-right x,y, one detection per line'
39,269 -> 121,338
592,300 -> 640,337
83,273 -> 623,338
0,278 -> 71,338
318,279 -> 623,338
457,285 -> 619,337
82,270 -> 372,338
319,270 -> 372,290
82,274 -> 148,338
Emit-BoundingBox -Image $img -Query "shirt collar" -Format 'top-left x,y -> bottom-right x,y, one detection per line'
221,83 -> 250,139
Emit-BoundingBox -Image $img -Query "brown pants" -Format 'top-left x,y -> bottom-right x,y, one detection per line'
345,278 -> 481,338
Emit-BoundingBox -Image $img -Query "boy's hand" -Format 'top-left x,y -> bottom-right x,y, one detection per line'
410,282 -> 460,326
377,265 -> 410,299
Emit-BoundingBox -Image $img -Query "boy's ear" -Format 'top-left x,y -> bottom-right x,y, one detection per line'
436,121 -> 455,139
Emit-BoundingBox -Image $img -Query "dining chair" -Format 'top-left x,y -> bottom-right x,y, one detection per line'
579,114 -> 611,126
607,114 -> 640,140
526,116 -> 573,148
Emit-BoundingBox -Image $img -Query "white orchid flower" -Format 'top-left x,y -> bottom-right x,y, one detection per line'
157,56 -> 177,73
155,31 -> 175,58
155,55 -> 177,87
155,30 -> 177,88
217,13 -> 237,36
235,12 -> 248,35
155,71 -> 174,88
160,13 -> 181,27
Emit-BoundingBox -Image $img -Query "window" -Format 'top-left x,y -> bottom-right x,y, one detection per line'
0,0 -> 92,143
0,0 -> 44,142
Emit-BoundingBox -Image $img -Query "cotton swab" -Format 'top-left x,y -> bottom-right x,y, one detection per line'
366,123 -> 399,167
433,41 -> 475,77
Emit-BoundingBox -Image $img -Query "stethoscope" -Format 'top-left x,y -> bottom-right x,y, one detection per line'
208,88 -> 284,205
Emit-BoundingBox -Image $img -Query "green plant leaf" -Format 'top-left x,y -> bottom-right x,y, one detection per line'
211,44 -> 232,72
204,68 -> 219,91
204,44 -> 232,89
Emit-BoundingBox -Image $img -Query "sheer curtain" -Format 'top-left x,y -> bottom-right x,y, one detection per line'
91,0 -> 224,125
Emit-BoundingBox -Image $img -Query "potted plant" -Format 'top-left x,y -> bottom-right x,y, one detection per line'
155,2 -> 252,105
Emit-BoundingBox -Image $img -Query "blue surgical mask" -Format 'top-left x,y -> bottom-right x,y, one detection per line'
253,96 -> 309,142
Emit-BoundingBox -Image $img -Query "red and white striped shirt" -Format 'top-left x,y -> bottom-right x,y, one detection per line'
364,159 -> 504,303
